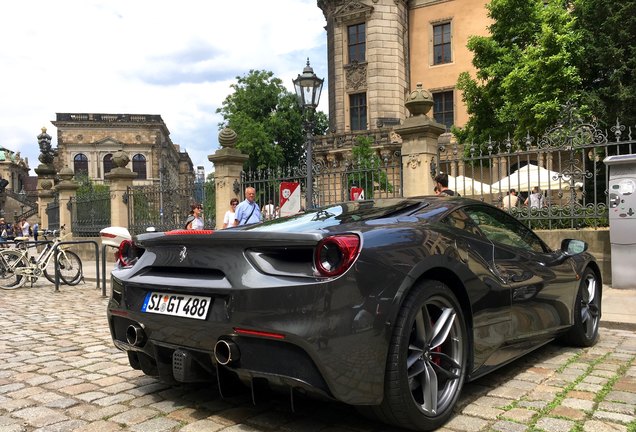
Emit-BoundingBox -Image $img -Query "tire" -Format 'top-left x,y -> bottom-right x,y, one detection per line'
370,280 -> 468,431
44,250 -> 83,285
560,268 -> 600,347
0,250 -> 28,290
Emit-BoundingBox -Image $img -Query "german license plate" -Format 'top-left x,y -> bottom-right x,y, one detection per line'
142,292 -> 211,320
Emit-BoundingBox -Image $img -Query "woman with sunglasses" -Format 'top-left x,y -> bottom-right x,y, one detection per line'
185,202 -> 205,230
222,198 -> 239,229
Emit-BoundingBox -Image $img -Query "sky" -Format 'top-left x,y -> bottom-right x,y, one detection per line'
0,0 -> 328,178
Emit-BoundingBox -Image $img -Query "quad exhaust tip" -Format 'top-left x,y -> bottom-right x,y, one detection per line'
214,339 -> 240,365
126,324 -> 146,347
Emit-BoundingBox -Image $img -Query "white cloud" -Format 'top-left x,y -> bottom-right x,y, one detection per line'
0,0 -> 327,176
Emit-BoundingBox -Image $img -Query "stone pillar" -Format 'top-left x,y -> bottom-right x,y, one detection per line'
104,150 -> 138,228
208,128 -> 248,229
34,166 -> 56,229
35,127 -> 58,229
55,167 -> 79,236
395,83 -> 446,197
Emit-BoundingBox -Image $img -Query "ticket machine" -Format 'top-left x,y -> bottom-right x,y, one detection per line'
604,154 -> 636,288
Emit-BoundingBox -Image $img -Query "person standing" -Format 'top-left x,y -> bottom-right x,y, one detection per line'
525,186 -> 545,209
20,218 -> 30,238
32,221 -> 39,242
185,203 -> 204,230
434,173 -> 457,196
501,189 -> 519,209
262,200 -> 275,221
222,198 -> 239,229
234,187 -> 262,226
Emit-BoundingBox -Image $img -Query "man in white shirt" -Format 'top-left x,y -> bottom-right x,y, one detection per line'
501,189 -> 519,210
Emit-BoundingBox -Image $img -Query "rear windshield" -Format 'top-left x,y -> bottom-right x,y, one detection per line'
245,199 -> 428,233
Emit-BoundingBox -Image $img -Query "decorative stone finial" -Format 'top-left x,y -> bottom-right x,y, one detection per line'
38,126 -> 57,166
112,149 -> 130,168
58,166 -> 74,182
405,82 -> 434,117
218,128 -> 238,148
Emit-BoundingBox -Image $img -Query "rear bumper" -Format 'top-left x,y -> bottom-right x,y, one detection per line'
107,274 -> 392,405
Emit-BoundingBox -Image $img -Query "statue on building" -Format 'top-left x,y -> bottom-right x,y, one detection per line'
38,127 -> 57,166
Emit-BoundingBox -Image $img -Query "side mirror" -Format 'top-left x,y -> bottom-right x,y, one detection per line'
560,239 -> 588,255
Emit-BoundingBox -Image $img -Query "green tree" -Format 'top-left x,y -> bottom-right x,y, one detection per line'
455,0 -> 584,148
216,70 -> 328,170
573,0 -> 636,128
203,172 -> 215,225
347,136 -> 393,198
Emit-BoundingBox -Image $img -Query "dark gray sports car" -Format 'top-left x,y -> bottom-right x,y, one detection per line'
107,197 -> 601,431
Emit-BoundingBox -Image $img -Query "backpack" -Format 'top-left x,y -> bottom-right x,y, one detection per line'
184,215 -> 195,229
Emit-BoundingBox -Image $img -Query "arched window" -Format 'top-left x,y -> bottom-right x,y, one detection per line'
132,154 -> 146,179
74,154 -> 88,176
103,154 -> 113,176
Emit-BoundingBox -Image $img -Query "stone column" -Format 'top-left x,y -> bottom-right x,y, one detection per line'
208,128 -> 248,229
55,167 -> 79,236
104,150 -> 138,228
35,127 -> 58,229
35,166 -> 56,229
395,83 -> 446,197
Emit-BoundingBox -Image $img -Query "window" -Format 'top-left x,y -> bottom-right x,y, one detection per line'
73,154 -> 88,176
132,154 -> 146,180
349,93 -> 367,131
103,154 -> 113,176
348,23 -> 366,63
464,206 -> 548,253
433,91 -> 454,130
433,22 -> 451,65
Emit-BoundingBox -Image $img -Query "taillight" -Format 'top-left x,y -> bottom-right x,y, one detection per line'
314,234 -> 360,277
116,239 -> 142,268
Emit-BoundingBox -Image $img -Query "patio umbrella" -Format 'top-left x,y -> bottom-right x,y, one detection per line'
449,175 -> 492,195
491,164 -> 569,193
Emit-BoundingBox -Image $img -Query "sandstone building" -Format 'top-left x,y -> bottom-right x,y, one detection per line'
52,113 -> 194,189
315,0 -> 490,159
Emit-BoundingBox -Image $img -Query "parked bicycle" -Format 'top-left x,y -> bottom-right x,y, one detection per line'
0,227 -> 83,289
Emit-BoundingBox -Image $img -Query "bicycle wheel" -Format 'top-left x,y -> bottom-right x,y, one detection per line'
44,250 -> 83,285
0,250 -> 28,289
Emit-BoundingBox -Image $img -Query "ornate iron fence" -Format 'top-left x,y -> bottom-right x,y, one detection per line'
46,194 -> 60,231
436,103 -> 634,229
70,190 -> 111,236
240,153 -> 403,212
126,185 -> 212,235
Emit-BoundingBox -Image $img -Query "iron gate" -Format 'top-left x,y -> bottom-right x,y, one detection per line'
126,183 -> 210,235
239,154 -> 403,212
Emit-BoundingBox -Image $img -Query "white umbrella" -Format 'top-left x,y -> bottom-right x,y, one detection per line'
491,164 -> 569,193
449,175 -> 492,195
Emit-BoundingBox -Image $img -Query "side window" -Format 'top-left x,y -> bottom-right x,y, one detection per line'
349,93 -> 367,131
348,23 -> 366,63
73,153 -> 88,176
433,22 -> 452,65
442,210 -> 483,238
103,153 -> 113,176
465,206 -> 547,253
433,90 -> 454,130
132,154 -> 147,180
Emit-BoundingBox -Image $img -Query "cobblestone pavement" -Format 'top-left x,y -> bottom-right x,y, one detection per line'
1,282 -> 635,432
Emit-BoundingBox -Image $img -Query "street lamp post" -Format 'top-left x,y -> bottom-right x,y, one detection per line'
293,59 -> 323,210
18,188 -> 26,216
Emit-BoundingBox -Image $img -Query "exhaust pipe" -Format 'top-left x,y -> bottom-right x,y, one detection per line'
214,339 -> 240,366
126,324 -> 146,347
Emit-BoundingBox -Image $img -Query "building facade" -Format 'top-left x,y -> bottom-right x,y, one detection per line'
315,0 -> 490,160
52,113 -> 194,188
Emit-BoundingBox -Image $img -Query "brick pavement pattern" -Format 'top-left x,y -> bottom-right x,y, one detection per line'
1,282 -> 635,432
